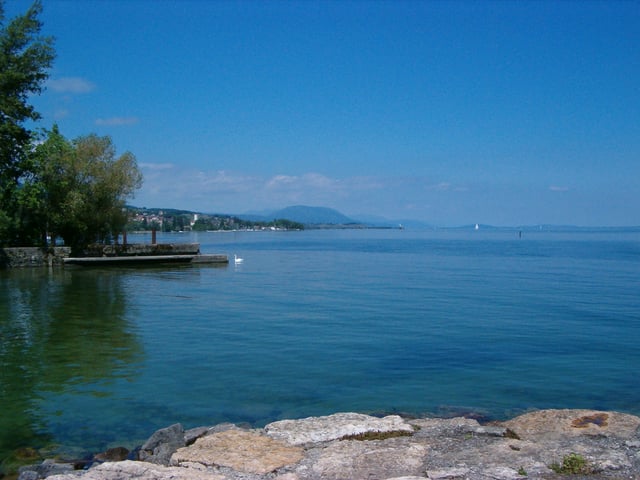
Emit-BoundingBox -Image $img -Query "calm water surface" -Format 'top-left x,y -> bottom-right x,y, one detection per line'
1,228 -> 639,465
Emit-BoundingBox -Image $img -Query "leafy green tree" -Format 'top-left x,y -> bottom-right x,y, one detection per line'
66,134 -> 142,251
0,0 -> 55,244
28,129 -> 142,251
11,124 -> 72,246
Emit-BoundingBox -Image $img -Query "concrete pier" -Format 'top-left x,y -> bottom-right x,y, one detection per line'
64,253 -> 229,266
2,244 -> 229,267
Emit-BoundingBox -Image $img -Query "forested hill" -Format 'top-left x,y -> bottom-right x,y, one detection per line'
260,206 -> 359,225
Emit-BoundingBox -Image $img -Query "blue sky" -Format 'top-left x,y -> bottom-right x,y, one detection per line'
7,0 -> 640,226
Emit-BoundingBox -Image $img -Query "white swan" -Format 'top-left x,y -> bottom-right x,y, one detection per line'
234,254 -> 244,264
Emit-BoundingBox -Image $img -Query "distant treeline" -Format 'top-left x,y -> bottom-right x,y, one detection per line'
126,208 -> 304,232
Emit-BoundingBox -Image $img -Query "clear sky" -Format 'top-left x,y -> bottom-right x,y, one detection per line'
7,0 -> 640,226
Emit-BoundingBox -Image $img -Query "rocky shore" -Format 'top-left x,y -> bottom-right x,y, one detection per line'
16,409 -> 640,480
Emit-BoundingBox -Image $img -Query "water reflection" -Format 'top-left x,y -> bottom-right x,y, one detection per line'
0,268 -> 143,468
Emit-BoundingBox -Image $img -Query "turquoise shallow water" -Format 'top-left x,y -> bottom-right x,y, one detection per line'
1,228 -> 639,463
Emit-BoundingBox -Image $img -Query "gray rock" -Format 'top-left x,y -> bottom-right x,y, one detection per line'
17,471 -> 40,480
18,459 -> 76,480
425,467 -> 470,479
265,412 -> 414,445
184,427 -> 210,446
481,466 -> 524,480
384,477 -> 427,480
28,409 -> 640,480
46,460 -> 225,480
465,425 -> 508,437
138,423 -> 185,465
207,422 -> 243,434
299,437 -> 427,480
409,416 -> 481,436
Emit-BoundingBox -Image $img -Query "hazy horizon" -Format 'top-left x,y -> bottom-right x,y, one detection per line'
128,203 -> 640,229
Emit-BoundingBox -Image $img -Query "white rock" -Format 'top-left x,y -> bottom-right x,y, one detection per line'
265,412 -> 414,445
426,467 -> 470,479
45,460 -> 226,480
383,477 -> 427,480
307,438 -> 427,479
482,466 -> 525,480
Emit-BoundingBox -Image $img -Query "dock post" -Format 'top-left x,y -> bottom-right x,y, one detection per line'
123,230 -> 127,245
152,228 -> 157,245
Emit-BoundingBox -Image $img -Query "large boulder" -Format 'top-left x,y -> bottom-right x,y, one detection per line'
300,437 -> 428,480
19,410 -> 640,480
171,429 -> 304,475
501,409 -> 640,441
138,423 -> 185,465
46,460 -> 225,480
264,412 -> 415,445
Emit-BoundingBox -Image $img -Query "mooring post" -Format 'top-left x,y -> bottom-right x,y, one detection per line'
123,230 -> 127,245
151,228 -> 157,245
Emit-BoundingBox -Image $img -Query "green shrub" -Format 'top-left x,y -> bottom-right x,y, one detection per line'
550,453 -> 593,475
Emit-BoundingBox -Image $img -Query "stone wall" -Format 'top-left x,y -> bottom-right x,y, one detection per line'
83,243 -> 200,257
0,247 -> 71,268
0,243 -> 200,268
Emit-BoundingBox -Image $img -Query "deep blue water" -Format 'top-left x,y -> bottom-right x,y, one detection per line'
1,228 -> 639,461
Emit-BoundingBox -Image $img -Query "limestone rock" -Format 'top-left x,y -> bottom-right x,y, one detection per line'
409,417 -> 481,436
45,460 -> 226,480
17,471 -> 40,480
19,409 -> 640,480
171,429 -> 304,475
425,467 -> 470,479
138,423 -> 185,465
384,477 -> 427,480
480,466 -> 526,480
265,412 -> 414,445
501,409 -> 640,440
18,459 -> 75,480
301,438 -> 427,480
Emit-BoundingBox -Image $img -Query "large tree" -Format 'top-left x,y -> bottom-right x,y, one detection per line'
18,124 -> 72,246
29,129 -> 143,251
0,0 -> 55,244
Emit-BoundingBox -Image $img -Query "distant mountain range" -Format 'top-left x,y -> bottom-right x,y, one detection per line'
240,205 -> 360,225
132,204 -> 640,231
239,207 -> 640,231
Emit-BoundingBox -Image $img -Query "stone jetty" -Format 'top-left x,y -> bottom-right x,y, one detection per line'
0,243 -> 229,268
17,410 -> 640,480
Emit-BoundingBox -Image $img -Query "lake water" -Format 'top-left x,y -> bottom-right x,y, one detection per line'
1,228 -> 639,466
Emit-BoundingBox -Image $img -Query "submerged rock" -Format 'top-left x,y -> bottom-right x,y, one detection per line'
93,447 -> 129,463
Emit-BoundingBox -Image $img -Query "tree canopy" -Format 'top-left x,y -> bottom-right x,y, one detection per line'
25,127 -> 143,251
0,0 -> 54,201
0,1 -> 143,251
